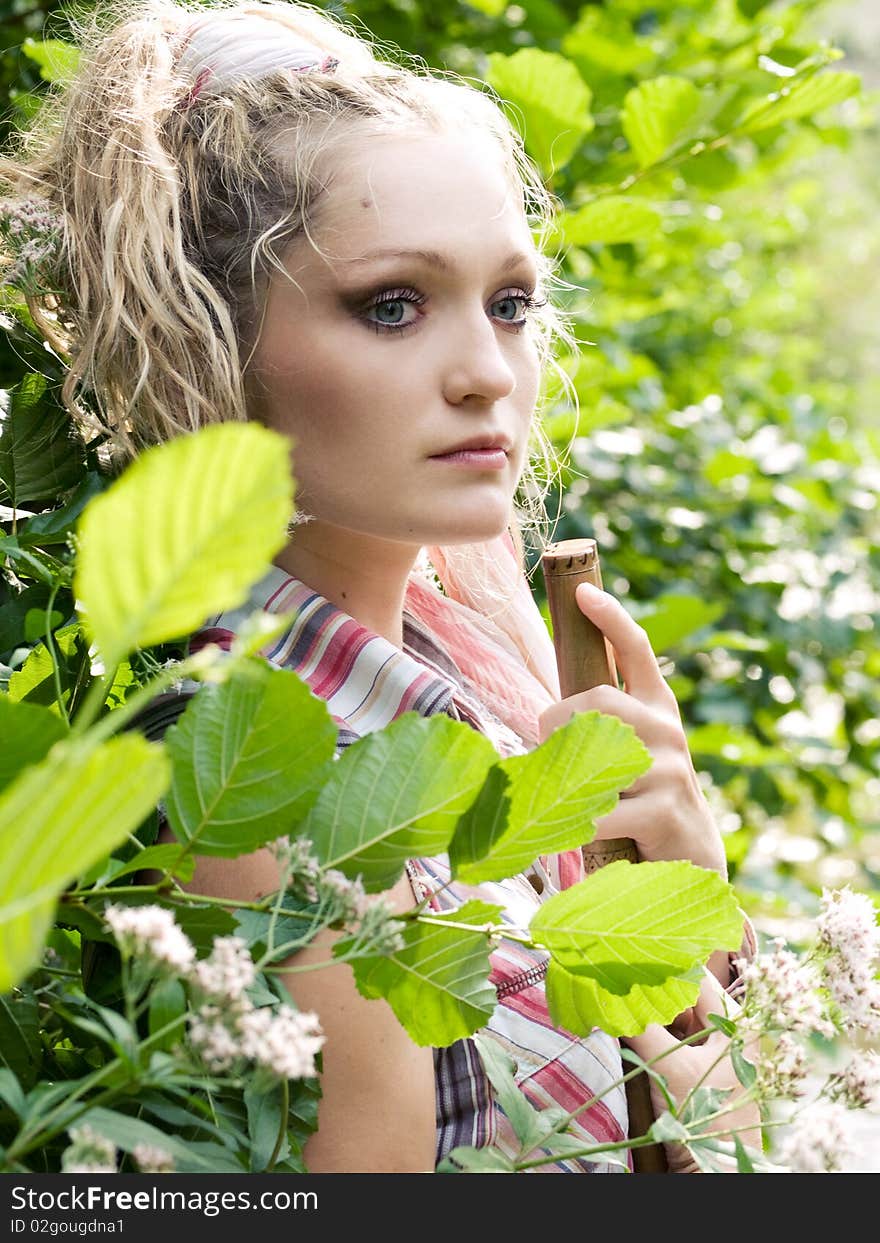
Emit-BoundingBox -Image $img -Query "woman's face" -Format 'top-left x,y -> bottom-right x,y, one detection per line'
249,128 -> 543,550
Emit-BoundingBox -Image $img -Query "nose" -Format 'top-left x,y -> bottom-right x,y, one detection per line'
441,308 -> 519,407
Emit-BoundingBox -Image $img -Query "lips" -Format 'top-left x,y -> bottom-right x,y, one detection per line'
431,434 -> 512,456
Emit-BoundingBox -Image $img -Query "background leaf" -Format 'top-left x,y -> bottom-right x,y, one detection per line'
621,76 -> 703,167
0,374 -> 85,508
487,48 -> 594,175
0,985 -> 41,1089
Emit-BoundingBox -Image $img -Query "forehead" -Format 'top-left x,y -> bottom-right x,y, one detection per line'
295,129 -> 535,273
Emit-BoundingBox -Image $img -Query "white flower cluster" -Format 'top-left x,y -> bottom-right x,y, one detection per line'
0,195 -> 62,291
61,1125 -> 117,1175
816,887 -> 880,1036
104,904 -> 196,974
186,935 -> 325,1081
776,1101 -> 855,1173
132,1143 -> 175,1174
737,939 -> 834,1040
827,1049 -> 880,1111
191,935 -> 256,999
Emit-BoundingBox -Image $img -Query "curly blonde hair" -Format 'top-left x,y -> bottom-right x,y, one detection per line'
0,0 -> 578,552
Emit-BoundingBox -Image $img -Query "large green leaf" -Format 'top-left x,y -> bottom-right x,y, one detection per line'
304,713 -> 497,892
342,900 -> 501,1047
0,375 -> 86,508
0,696 -> 66,792
738,70 -> 860,134
0,985 -> 41,1089
621,76 -> 702,168
561,197 -> 662,246
545,958 -> 701,1038
164,663 -> 338,857
449,711 -> 650,885
0,735 -> 170,991
74,423 -> 294,669
487,49 -> 594,176
530,860 -> 744,995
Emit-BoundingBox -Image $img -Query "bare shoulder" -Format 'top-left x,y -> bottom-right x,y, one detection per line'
153,825 -> 436,1172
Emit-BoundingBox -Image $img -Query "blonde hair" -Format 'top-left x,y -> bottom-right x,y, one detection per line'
0,0 -> 579,559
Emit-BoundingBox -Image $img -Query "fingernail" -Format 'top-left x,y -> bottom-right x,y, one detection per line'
577,581 -> 604,599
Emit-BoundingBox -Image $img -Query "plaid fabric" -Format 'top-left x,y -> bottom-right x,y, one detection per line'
193,566 -> 630,1172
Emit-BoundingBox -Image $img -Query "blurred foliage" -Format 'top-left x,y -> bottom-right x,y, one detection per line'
1,0 -> 879,943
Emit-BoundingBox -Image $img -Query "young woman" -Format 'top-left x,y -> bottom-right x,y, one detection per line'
1,0 -> 760,1172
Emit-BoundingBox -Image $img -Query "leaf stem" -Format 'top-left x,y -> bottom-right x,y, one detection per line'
265,1079 -> 290,1173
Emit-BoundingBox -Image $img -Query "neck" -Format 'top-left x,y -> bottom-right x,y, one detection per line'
274,521 -> 421,649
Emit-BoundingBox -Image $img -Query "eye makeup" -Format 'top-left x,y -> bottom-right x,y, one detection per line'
351,283 -> 547,337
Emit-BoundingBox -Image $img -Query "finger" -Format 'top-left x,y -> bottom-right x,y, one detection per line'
538,683 -> 680,748
575,583 -> 678,710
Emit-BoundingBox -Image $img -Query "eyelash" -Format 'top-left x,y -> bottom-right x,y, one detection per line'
359,285 -> 548,336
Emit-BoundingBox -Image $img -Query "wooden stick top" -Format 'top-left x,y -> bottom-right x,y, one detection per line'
541,537 -> 600,578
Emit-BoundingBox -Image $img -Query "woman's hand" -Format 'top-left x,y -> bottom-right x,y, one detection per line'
537,581 -> 727,879
623,973 -> 763,1173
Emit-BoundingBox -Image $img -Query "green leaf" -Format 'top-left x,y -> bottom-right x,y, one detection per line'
472,1033 -> 545,1153
531,861 -> 744,994
148,977 -> 187,1054
561,197 -> 662,246
487,49 -> 594,176
738,71 -> 861,134
245,1081 -> 287,1172
563,9 -> 655,76
449,711 -> 650,885
621,76 -> 702,168
164,663 -> 337,857
21,38 -> 81,85
0,375 -> 86,508
7,624 -> 90,714
687,723 -> 790,766
305,713 -> 497,892
0,986 -> 41,1089
82,1106 -> 243,1173
0,1066 -> 27,1117
0,697 -> 66,792
74,423 -> 294,669
102,844 -> 195,884
437,1145 -> 516,1173
637,594 -> 725,653
462,0 -> 506,15
343,900 -> 500,1047
0,734 -> 170,991
18,473 -> 106,546
545,957 -> 700,1037
649,1110 -> 689,1144
0,583 -> 53,653
731,1042 -> 758,1089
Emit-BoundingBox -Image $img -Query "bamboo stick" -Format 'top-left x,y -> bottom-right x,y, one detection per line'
541,537 -> 667,1174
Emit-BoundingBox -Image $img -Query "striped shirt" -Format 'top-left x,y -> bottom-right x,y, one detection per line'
192,566 -> 630,1172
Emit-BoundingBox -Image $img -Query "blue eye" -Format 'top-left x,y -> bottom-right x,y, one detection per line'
360,286 -> 545,336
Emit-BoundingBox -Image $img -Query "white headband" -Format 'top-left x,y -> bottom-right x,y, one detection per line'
176,13 -> 340,104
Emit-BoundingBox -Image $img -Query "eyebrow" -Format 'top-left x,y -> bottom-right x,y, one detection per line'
350,247 -> 537,275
